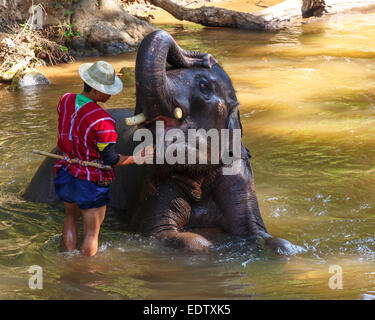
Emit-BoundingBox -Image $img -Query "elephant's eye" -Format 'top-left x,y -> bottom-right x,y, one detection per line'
199,79 -> 210,93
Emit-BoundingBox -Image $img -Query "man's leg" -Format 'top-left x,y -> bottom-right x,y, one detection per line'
80,205 -> 106,256
63,202 -> 81,251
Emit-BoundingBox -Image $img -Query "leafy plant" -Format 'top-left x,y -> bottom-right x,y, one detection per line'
63,24 -> 81,40
55,1 -> 64,9
64,10 -> 74,18
19,22 -> 31,33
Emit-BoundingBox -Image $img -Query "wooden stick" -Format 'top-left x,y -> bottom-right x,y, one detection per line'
32,150 -> 112,170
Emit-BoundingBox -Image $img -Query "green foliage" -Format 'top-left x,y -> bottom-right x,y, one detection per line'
64,24 -> 73,39
59,23 -> 81,41
55,1 -> 64,9
64,10 -> 74,18
65,24 -> 74,39
19,22 -> 32,33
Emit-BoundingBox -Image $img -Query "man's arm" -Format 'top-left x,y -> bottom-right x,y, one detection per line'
116,154 -> 135,166
99,143 -> 153,167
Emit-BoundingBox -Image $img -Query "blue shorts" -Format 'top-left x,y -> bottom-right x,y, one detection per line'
54,167 -> 111,210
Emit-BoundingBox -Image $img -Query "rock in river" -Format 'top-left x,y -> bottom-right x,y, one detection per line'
9,69 -> 50,91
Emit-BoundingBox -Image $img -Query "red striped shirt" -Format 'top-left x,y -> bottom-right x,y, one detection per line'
54,93 -> 118,182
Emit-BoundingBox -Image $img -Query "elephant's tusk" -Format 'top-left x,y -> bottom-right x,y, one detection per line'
174,107 -> 183,119
125,113 -> 146,126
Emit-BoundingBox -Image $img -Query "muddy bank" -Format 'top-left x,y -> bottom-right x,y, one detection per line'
0,0 -> 156,57
0,0 -> 216,87
0,0 -> 157,87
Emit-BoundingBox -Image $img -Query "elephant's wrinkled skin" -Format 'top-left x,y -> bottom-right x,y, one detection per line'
24,30 -> 304,255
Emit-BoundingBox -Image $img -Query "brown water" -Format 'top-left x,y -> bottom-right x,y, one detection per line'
1,11 -> 375,299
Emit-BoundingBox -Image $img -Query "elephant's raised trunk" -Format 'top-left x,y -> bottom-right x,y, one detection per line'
133,30 -> 215,122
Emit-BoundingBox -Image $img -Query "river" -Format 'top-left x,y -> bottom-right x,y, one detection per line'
0,9 -> 375,299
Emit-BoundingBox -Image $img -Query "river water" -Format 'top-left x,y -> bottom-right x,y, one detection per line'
1,10 -> 375,299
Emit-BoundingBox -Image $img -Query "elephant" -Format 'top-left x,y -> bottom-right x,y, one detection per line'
24,30 -> 304,255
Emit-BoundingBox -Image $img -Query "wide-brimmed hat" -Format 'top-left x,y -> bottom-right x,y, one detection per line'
78,61 -> 123,95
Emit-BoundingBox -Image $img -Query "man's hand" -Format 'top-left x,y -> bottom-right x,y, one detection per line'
134,145 -> 154,165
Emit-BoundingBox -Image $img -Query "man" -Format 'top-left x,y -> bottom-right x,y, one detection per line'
54,61 -> 152,256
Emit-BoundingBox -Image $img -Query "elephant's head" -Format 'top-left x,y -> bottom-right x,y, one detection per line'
126,30 -> 242,168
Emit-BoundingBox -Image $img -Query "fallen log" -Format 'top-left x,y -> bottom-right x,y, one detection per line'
148,0 -> 271,30
147,0 -> 375,30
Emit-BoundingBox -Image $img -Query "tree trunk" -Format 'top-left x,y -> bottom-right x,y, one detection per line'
148,0 -> 375,31
301,0 -> 326,18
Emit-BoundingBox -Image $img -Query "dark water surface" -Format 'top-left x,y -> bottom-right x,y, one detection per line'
1,11 -> 375,299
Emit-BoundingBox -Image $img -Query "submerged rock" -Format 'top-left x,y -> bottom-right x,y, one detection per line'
119,67 -> 135,84
9,69 -> 50,91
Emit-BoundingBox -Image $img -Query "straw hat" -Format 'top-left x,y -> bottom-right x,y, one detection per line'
78,61 -> 123,95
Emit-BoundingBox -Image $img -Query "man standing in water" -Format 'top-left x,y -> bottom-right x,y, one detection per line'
53,61 -> 153,256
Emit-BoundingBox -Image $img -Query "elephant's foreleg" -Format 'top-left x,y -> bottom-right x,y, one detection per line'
136,186 -> 212,252
156,230 -> 213,252
213,159 -> 269,238
213,154 -> 304,255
